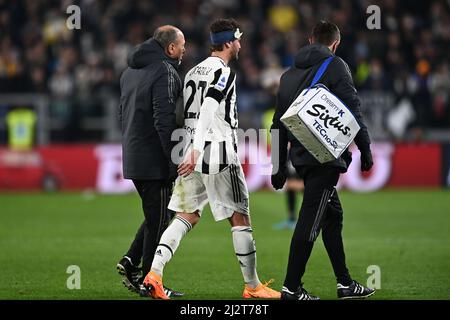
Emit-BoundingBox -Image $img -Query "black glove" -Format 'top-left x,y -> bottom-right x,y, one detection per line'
360,149 -> 373,172
271,167 -> 287,190
341,150 -> 353,168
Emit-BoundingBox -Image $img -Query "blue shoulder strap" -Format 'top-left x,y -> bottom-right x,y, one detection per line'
308,56 -> 334,89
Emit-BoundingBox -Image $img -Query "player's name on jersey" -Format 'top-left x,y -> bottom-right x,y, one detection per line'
188,65 -> 213,77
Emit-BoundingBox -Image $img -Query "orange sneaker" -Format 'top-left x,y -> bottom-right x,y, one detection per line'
143,271 -> 170,300
242,279 -> 281,299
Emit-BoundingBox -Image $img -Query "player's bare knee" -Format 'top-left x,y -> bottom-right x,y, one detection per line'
229,211 -> 251,227
178,211 -> 200,227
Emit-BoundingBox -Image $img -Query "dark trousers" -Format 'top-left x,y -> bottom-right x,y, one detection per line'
126,180 -> 174,281
283,166 -> 351,291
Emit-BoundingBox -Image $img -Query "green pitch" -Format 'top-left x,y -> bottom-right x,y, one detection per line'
0,190 -> 449,300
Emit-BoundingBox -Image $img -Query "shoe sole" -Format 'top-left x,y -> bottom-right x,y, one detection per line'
165,288 -> 184,298
139,286 -> 151,297
243,291 -> 281,299
281,294 -> 320,300
243,294 -> 281,299
339,290 -> 375,300
116,263 -> 139,293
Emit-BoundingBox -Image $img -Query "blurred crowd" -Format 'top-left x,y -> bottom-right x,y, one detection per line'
0,0 -> 449,142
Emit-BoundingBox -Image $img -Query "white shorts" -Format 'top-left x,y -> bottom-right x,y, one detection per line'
168,164 -> 249,221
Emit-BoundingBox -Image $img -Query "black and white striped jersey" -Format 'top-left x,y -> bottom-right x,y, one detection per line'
183,56 -> 239,174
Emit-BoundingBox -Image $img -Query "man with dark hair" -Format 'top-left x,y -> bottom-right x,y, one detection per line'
209,18 -> 240,52
271,21 -> 375,300
141,18 -> 280,300
311,21 -> 341,45
116,25 -> 185,298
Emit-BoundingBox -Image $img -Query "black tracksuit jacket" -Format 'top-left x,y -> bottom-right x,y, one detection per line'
119,39 -> 181,180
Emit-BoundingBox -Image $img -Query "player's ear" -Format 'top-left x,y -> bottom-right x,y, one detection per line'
166,42 -> 175,56
331,39 -> 340,53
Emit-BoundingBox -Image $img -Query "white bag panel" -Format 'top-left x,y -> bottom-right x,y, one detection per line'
281,85 -> 360,163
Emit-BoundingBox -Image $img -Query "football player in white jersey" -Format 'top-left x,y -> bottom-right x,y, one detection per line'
142,18 -> 280,300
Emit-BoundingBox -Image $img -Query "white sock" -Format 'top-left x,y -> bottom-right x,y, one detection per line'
151,215 -> 192,277
231,226 -> 261,289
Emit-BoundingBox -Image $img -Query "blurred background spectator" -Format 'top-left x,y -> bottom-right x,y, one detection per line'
0,0 -> 449,145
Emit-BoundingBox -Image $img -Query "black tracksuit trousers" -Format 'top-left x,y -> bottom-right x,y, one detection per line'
126,180 -> 174,281
283,166 -> 352,291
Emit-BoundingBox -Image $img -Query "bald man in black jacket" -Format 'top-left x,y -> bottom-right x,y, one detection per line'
271,21 -> 375,300
117,25 -> 185,298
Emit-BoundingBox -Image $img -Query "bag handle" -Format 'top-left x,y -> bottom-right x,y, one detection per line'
308,56 -> 334,89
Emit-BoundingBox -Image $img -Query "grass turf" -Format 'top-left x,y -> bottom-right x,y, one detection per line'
0,190 -> 449,300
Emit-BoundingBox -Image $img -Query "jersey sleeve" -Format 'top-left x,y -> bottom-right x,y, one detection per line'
204,67 -> 232,103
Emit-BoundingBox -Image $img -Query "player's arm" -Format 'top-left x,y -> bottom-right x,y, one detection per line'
178,68 -> 230,177
329,58 -> 371,153
193,68 -> 232,153
329,58 -> 373,171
